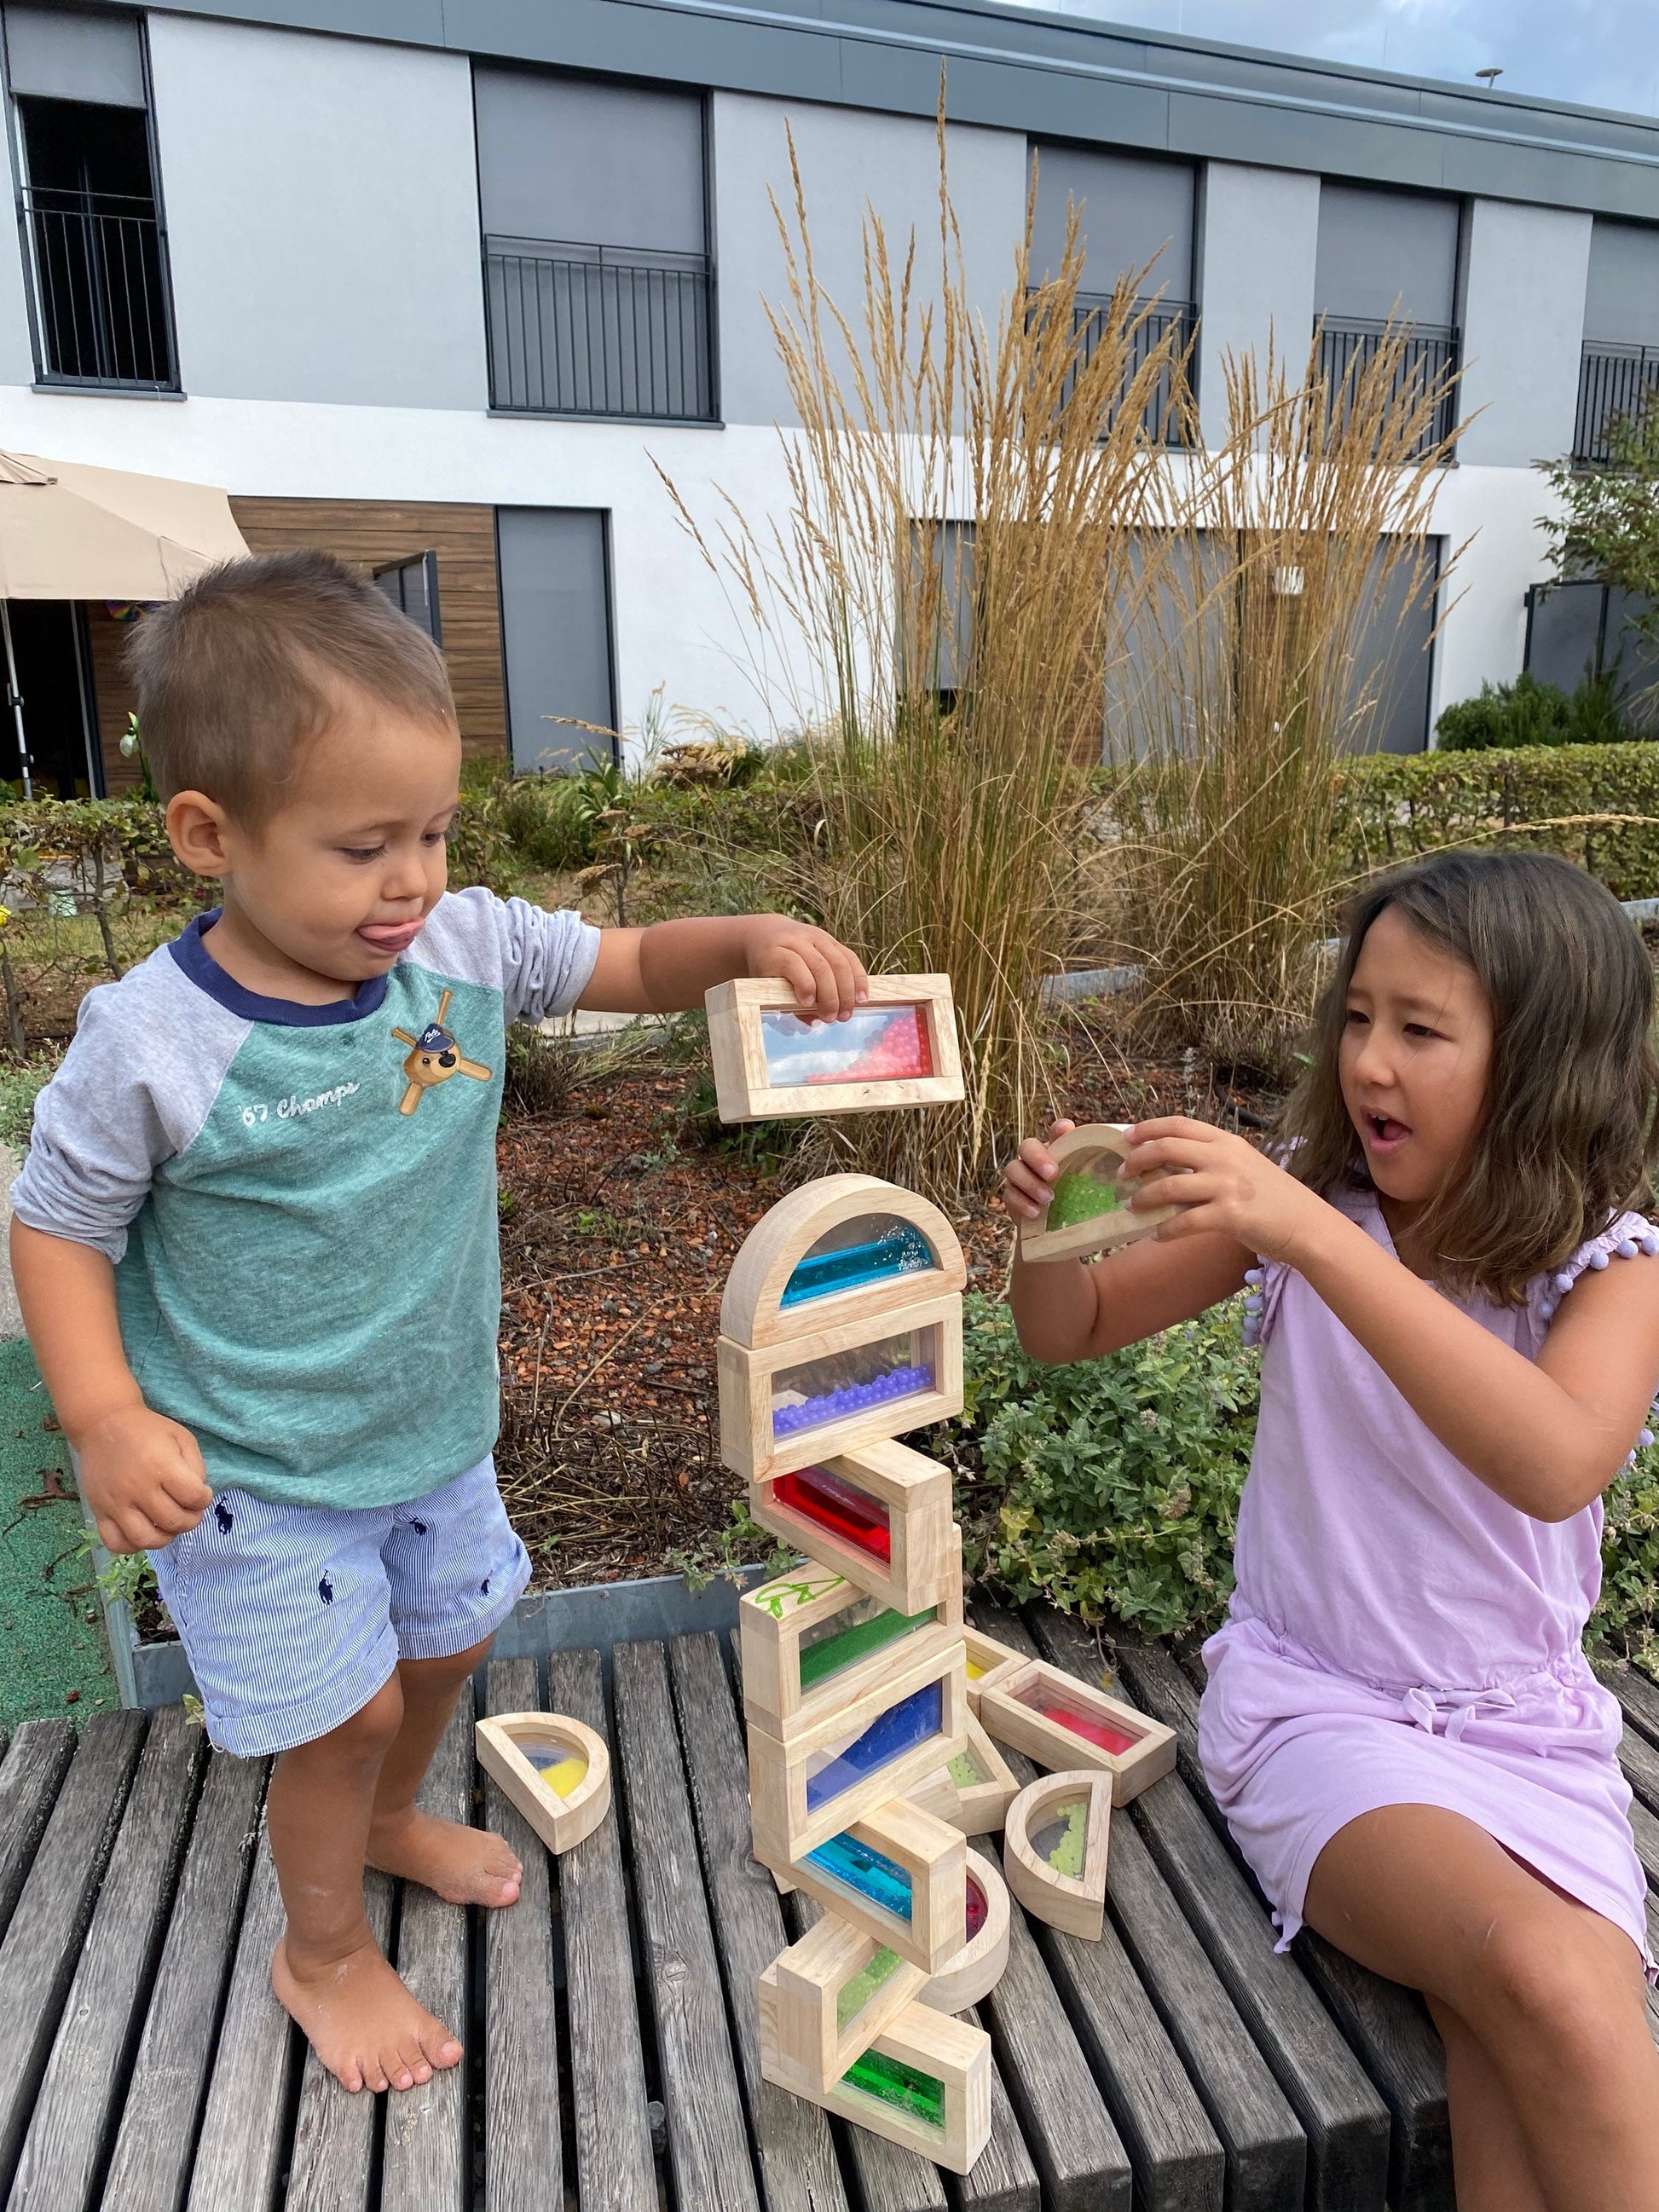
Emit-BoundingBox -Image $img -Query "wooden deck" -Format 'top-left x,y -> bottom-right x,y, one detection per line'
2,1603 -> 1656,2212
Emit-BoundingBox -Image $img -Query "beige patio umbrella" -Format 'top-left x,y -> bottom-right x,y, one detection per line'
0,449 -> 247,796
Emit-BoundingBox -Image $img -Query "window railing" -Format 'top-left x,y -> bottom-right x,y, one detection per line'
1035,290 -> 1194,444
484,238 -> 715,422
1574,342 -> 1659,466
1314,317 -> 1459,459
20,186 -> 177,390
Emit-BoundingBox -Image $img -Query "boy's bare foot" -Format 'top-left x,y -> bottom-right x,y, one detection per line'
367,1807 -> 523,1907
272,1932 -> 462,2094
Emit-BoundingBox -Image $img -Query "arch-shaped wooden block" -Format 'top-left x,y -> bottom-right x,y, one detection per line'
1017,1123 -> 1181,1265
706,973 -> 964,1123
721,1174 -> 966,1349
473,1712 -> 610,1856
921,1849 -> 1011,2013
1002,1770 -> 1111,1941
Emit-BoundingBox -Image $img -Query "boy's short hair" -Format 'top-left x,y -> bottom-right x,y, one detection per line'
126,548 -> 457,823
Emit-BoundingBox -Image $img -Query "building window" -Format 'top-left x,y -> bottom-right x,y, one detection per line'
495,509 -> 616,773
1313,182 -> 1460,459
374,552 -> 442,646
474,68 -> 714,424
3,5 -> 176,390
1028,144 -> 1196,445
1575,220 -> 1659,467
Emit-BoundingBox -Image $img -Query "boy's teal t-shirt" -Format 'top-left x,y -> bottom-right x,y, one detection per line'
10,890 -> 599,1509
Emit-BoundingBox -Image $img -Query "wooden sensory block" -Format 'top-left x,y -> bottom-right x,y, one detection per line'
1017,1122 -> 1182,1266
719,1292 -> 964,1487
961,1625 -> 1026,1719
979,1659 -> 1176,1807
920,1849 -> 1011,2014
720,1173 -> 966,1350
754,1795 -> 969,1972
764,1912 -> 928,2092
740,1533 -> 963,1737
1002,1770 -> 1112,1941
748,1639 -> 968,1868
473,1712 -> 610,1856
707,973 -> 965,1123
908,1710 -> 1019,1838
748,1438 -> 957,1614
760,1981 -> 991,2175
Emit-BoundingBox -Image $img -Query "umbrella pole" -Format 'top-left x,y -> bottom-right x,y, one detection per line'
1,602 -> 31,801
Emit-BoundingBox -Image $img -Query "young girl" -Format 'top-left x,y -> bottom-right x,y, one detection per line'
1003,850 -> 1659,2212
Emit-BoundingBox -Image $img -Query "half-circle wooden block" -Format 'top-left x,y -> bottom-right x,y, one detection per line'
721,1173 -> 967,1349
921,1849 -> 1011,2013
474,1711 -> 610,1856
1002,1771 -> 1111,1941
1017,1123 -> 1181,1266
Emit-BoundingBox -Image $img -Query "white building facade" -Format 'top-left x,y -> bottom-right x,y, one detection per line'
0,0 -> 1656,790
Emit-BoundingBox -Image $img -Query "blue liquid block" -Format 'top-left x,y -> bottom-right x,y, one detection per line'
806,1832 -> 915,1920
804,1682 -> 944,1812
781,1224 -> 935,1308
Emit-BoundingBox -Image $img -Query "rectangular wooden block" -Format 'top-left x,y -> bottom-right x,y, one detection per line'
760,1978 -> 991,2175
907,1711 -> 1019,1838
748,1439 -> 957,1614
978,1659 -> 1176,1805
748,1640 -> 968,1865
719,1292 -> 964,1487
961,1626 -> 1026,1718
756,1793 -> 968,1972
765,1913 -> 928,2091
740,1532 -> 963,1737
707,973 -> 965,1123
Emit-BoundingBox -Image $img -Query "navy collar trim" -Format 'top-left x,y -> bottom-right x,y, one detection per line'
168,912 -> 390,1027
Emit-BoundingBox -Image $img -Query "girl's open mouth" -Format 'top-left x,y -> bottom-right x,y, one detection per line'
1365,1112 -> 1411,1153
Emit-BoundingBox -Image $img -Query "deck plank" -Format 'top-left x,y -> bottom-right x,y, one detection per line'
282,1872 -> 395,2212
0,1708 -> 146,2197
545,1646 -> 657,2212
481,1658 -> 564,2212
101,1748 -> 269,2212
0,1723 -> 75,1946
382,1694 -> 473,2211
185,1821 -> 298,2212
667,1632 -> 852,2212
9,1707 -> 205,2212
612,1637 -> 762,2212
956,2007 -> 1040,2212
1597,1659 -> 1659,1753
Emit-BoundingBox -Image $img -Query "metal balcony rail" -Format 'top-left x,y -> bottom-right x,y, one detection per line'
1574,343 -> 1659,467
1032,290 -> 1194,444
19,186 -> 177,390
485,238 -> 715,422
1314,317 -> 1459,460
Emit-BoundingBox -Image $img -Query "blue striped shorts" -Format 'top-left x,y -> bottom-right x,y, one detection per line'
149,1455 -> 531,1758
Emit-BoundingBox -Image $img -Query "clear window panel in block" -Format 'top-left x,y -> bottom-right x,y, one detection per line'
781,1212 -> 938,1309
772,1327 -> 937,1440
1010,1673 -> 1140,1756
760,1003 -> 933,1089
770,1465 -> 893,1559
803,1680 -> 945,1811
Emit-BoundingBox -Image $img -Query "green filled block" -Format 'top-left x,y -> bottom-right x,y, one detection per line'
1045,1170 -> 1124,1230
798,1603 -> 937,1690
841,2047 -> 945,2128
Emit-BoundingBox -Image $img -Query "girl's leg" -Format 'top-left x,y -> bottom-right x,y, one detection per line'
1304,1805 -> 1659,2212
268,1673 -> 463,2094
1425,1995 -> 1550,2212
365,1637 -> 523,1907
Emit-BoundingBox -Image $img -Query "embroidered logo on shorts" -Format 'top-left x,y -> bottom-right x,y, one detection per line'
390,987 -> 492,1117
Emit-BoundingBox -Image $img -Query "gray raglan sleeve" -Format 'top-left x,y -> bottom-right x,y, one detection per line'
489,894 -> 603,1025
10,961 -> 239,1264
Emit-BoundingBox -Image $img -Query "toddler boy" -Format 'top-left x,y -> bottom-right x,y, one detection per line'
10,551 -> 866,2095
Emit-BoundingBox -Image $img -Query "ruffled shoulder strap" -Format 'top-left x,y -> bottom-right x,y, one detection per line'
1533,1211 -> 1659,1330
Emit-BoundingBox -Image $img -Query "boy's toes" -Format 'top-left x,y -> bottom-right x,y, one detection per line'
420,2020 -> 464,2071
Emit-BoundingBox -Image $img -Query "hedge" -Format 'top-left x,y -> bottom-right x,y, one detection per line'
1333,742 -> 1659,902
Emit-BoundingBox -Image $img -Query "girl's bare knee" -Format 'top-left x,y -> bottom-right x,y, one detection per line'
1465,1913 -> 1643,2075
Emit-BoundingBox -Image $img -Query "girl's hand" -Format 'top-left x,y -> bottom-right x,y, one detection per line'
1001,1120 -> 1076,1222
1122,1116 -> 1328,1262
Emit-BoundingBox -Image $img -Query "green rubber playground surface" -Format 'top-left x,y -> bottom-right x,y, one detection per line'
0,1337 -> 118,1728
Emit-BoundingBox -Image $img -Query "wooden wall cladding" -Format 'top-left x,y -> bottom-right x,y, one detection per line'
91,498 -> 509,794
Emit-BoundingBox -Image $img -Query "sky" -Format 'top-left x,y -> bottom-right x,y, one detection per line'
997,2 -> 1659,120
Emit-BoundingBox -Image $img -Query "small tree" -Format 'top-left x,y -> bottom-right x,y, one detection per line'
1539,394 -> 1659,649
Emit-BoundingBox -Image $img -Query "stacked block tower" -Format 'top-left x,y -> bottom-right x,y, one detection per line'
706,975 -> 1178,2176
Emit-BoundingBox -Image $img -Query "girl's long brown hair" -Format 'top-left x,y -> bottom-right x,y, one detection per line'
1278,850 -> 1659,1304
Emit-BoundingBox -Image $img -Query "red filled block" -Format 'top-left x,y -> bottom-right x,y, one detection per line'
1025,1696 -> 1137,1758
964,1872 -> 987,1942
772,1466 -> 893,1562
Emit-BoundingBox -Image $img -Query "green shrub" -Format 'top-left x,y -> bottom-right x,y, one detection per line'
1435,671 -> 1638,751
0,1047 -> 61,1148
496,773 -> 593,873
1599,1450 -> 1659,1675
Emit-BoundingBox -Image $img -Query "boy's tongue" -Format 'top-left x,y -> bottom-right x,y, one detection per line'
358,920 -> 424,953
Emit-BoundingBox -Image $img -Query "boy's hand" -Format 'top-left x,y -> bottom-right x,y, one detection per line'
75,1403 -> 213,1555
1001,1119 -> 1077,1222
745,918 -> 869,1022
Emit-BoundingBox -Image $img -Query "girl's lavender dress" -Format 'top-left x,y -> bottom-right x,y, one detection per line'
1199,1186 -> 1653,1965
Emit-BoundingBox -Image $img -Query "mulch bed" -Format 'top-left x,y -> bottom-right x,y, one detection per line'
494,1018 -> 1282,1587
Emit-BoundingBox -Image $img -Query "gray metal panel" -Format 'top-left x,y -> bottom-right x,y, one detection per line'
1585,217 -> 1659,344
1315,180 -> 1460,326
1352,542 -> 1440,755
498,506 -> 616,772
4,4 -> 144,107
78,0 -> 1659,221
1030,141 -> 1194,298
1194,161 -> 1321,447
474,64 -> 704,252
1457,198 -> 1591,468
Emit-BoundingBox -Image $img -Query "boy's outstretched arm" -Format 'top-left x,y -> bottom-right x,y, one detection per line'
578,915 -> 868,1020
10,1220 -> 212,1554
